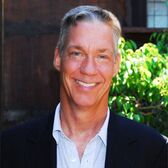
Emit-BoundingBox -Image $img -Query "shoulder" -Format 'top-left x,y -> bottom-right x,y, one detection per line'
112,114 -> 167,143
109,112 -> 167,154
0,112 -> 55,168
110,112 -> 166,141
1,112 -> 55,144
108,112 -> 167,167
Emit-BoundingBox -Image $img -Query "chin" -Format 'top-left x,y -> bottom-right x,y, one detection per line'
73,97 -> 102,108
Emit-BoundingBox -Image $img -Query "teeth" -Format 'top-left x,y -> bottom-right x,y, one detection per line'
76,80 -> 96,87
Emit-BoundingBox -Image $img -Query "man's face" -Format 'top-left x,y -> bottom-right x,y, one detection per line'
54,21 -> 120,108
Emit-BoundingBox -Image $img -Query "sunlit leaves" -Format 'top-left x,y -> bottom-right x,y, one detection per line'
109,34 -> 168,136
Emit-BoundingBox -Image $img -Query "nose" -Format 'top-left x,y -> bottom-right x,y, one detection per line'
80,57 -> 97,75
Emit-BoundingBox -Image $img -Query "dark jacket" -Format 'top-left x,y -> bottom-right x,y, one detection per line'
0,112 -> 167,168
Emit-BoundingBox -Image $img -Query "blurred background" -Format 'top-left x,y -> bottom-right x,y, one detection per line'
1,0 -> 168,129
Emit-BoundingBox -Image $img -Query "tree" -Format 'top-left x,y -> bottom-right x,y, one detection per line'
109,32 -> 168,136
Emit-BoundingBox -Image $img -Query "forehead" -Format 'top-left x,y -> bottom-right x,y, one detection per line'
65,21 -> 114,51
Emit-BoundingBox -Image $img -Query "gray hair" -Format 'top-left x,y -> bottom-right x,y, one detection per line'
57,5 -> 121,56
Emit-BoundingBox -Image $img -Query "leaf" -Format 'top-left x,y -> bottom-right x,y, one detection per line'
133,114 -> 141,122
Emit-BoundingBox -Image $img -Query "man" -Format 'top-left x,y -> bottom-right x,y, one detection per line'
0,5 -> 167,168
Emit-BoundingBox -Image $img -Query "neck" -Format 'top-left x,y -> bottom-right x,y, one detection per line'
60,102 -> 108,136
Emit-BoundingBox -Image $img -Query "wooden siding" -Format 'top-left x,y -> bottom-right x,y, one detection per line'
1,0 -> 147,129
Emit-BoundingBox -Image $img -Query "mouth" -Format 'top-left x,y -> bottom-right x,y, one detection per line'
75,80 -> 97,87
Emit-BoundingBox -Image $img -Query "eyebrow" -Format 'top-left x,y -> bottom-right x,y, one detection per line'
97,49 -> 111,53
67,45 -> 113,54
67,45 -> 84,51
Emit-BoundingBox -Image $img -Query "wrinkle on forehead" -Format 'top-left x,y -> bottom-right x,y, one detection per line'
64,21 -> 115,54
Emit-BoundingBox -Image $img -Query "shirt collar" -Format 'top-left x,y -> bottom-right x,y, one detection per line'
97,108 -> 110,146
52,103 -> 62,144
52,103 -> 110,146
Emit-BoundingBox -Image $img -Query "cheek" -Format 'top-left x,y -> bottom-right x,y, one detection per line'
60,59 -> 81,80
99,64 -> 114,81
61,58 -> 79,71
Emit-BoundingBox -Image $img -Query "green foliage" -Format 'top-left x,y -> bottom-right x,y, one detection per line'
109,33 -> 168,136
149,31 -> 168,54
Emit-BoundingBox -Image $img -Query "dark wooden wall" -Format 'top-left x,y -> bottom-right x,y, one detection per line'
1,0 -> 147,129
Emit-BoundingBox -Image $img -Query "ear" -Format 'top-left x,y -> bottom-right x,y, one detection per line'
53,48 -> 61,71
113,53 -> 121,77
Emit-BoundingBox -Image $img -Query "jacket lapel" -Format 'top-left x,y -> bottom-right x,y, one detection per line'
25,113 -> 57,168
105,112 -> 137,168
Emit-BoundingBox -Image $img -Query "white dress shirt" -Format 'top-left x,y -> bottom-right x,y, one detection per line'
52,103 -> 110,168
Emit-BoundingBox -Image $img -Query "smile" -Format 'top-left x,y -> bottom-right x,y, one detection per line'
76,80 -> 97,87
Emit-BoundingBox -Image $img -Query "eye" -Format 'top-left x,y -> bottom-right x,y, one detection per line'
99,55 -> 108,59
97,54 -> 109,61
70,51 -> 82,57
